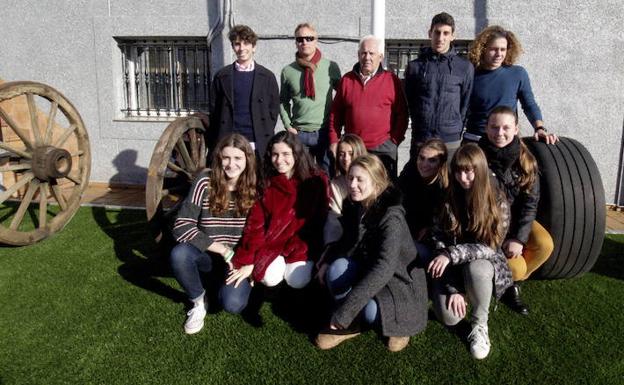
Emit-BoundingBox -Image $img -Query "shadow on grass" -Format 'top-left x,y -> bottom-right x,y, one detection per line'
590,235 -> 624,280
91,206 -> 185,304
268,282 -> 333,338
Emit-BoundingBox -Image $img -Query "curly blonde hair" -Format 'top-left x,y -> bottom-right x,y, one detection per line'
468,25 -> 524,69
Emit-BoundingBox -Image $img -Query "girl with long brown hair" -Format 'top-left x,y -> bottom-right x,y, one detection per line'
428,143 -> 512,359
170,133 -> 257,334
226,131 -> 329,297
478,106 -> 554,315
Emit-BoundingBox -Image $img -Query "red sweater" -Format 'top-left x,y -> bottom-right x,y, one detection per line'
232,172 -> 329,282
329,67 -> 408,148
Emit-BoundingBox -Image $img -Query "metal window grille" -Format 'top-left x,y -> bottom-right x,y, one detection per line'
385,40 -> 471,79
117,38 -> 210,118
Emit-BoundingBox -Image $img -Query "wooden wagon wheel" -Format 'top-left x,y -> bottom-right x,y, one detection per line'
146,114 -> 209,242
0,81 -> 91,245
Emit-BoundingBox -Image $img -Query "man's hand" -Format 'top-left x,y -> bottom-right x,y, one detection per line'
287,127 -> 299,135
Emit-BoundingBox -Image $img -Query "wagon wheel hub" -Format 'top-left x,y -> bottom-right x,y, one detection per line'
31,145 -> 73,181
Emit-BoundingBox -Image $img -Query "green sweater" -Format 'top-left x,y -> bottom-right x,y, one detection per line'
279,57 -> 341,132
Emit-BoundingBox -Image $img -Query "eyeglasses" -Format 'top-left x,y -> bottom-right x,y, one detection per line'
295,36 -> 315,43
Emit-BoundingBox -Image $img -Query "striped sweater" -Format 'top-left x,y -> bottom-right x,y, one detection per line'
172,170 -> 248,251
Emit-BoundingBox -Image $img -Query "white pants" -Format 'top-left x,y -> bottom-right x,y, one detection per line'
261,256 -> 313,289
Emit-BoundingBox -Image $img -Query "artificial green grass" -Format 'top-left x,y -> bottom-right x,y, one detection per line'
0,207 -> 623,385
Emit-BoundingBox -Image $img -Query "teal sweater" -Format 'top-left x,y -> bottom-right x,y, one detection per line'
279,57 -> 341,132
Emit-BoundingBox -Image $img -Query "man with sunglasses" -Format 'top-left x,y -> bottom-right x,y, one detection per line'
210,25 -> 279,158
279,22 -> 341,174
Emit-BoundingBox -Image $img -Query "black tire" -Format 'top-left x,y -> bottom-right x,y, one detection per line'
523,137 -> 606,279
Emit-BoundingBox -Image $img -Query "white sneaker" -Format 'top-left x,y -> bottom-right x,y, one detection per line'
184,304 -> 207,334
468,323 -> 491,359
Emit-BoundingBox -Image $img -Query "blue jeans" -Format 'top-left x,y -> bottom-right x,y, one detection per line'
297,129 -> 330,174
325,257 -> 380,324
170,243 -> 251,313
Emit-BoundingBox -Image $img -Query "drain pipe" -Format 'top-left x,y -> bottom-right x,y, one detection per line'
371,0 -> 385,53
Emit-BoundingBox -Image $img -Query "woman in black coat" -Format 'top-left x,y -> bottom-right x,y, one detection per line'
315,154 -> 428,352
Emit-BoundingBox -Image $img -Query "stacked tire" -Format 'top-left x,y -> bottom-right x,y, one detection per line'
524,137 -> 606,279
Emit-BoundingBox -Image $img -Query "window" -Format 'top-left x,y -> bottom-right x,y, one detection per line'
385,40 -> 471,79
116,38 -> 210,119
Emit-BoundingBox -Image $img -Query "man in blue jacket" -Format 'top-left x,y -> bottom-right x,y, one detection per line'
405,13 -> 473,158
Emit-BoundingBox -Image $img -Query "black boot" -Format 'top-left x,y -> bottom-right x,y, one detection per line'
502,283 -> 529,315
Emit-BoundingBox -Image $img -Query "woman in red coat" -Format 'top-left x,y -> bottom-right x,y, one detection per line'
224,131 -> 329,305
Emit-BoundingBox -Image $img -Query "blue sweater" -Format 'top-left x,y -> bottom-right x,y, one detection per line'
233,70 -> 255,142
466,65 -> 542,136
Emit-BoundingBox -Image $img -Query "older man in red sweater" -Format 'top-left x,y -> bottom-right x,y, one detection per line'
329,35 -> 408,178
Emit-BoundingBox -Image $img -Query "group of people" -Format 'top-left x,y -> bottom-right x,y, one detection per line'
169,13 -> 560,360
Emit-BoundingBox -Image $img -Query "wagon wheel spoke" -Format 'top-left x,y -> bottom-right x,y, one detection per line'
198,135 -> 206,169
54,124 -> 77,148
50,183 -> 67,211
0,162 -> 31,172
38,183 -> 48,228
0,140 -> 32,159
26,93 -> 43,146
43,101 -> 58,145
63,174 -> 80,185
167,161 -> 193,179
187,129 -> 200,167
0,105 -> 34,150
175,138 -> 195,173
0,172 -> 35,205
9,180 -> 39,230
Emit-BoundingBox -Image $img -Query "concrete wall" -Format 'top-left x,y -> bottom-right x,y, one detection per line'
0,0 -> 622,203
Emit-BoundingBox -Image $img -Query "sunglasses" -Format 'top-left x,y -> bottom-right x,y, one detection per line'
295,36 -> 315,43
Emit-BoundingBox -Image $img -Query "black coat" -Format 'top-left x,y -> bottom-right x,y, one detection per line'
209,63 -> 279,157
329,187 -> 428,337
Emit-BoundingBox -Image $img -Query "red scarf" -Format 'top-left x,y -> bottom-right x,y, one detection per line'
296,49 -> 322,99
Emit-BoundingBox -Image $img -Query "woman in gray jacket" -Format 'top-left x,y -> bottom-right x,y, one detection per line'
315,154 -> 428,352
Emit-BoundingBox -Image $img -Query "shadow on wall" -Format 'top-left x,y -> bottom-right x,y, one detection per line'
474,0 -> 488,33
90,206 -> 185,304
109,150 -> 147,186
615,118 -> 624,205
591,235 -> 624,280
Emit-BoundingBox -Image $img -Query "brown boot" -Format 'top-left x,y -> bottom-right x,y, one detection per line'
387,336 -> 410,352
315,332 -> 361,350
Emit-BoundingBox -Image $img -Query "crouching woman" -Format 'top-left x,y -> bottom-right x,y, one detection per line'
428,143 -> 513,359
316,154 -> 428,352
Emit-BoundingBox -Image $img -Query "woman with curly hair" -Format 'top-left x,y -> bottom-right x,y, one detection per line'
170,133 -> 257,334
464,25 -> 557,145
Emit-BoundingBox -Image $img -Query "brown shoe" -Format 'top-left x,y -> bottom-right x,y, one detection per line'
315,332 -> 361,350
387,336 -> 410,352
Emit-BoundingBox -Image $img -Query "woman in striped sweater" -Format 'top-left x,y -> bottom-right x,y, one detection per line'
170,133 -> 257,334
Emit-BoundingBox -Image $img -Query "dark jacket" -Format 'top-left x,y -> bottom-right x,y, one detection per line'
209,63 -> 279,157
493,164 -> 540,244
398,160 -> 445,241
329,187 -> 428,337
404,47 -> 473,144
